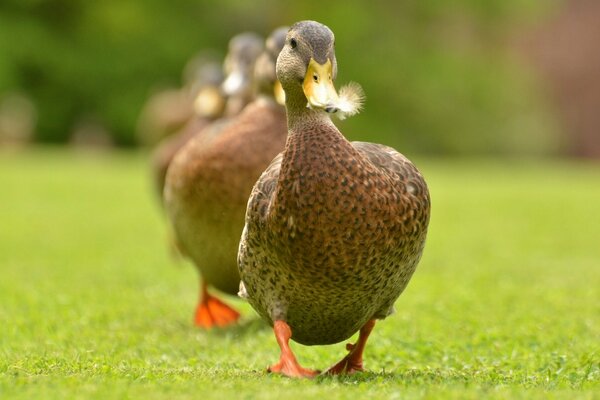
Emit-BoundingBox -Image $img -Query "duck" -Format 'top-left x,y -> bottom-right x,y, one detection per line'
150,58 -> 225,202
136,52 -> 223,147
237,21 -> 431,377
164,27 -> 289,328
152,33 -> 264,204
220,32 -> 266,117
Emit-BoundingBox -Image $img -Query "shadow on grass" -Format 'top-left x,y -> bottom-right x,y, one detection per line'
313,367 -> 538,387
171,316 -> 270,338
314,370 -> 398,384
215,317 -> 271,338
313,367 -> 478,384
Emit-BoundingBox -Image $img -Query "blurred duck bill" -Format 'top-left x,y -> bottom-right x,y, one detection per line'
302,58 -> 365,120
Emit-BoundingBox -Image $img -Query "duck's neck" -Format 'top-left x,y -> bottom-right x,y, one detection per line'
283,89 -> 333,133
274,93 -> 359,214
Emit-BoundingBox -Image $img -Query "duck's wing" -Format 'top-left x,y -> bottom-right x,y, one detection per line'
244,152 -> 283,223
237,153 -> 283,297
239,152 -> 283,255
351,141 -> 429,197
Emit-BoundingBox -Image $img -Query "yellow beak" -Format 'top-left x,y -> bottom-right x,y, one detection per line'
194,86 -> 225,118
302,58 -> 339,113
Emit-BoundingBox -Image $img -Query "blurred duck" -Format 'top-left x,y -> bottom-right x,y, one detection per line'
136,88 -> 193,147
164,28 -> 288,328
237,21 -> 431,377
221,32 -> 266,117
152,33 -> 264,201
151,58 -> 225,202
136,52 -> 222,147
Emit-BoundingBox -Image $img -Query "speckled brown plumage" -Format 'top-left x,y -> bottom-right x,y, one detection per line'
237,21 -> 430,351
239,122 -> 430,345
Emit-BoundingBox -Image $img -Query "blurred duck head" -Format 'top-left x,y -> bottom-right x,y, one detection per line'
183,53 -> 226,119
221,32 -> 264,98
253,26 -> 289,105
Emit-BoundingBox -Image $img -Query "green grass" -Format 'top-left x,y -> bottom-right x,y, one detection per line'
0,147 -> 599,399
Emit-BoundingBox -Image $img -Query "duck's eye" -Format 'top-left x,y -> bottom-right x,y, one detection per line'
313,74 -> 318,83
290,38 -> 297,49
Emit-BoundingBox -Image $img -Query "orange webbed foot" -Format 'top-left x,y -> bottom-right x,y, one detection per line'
194,284 -> 240,328
324,319 -> 376,376
268,320 -> 319,379
324,343 -> 364,375
268,358 -> 320,378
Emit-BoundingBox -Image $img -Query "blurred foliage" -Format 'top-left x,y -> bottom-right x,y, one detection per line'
0,0 -> 563,154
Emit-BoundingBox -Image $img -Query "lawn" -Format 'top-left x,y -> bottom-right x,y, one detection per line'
0,147 -> 598,399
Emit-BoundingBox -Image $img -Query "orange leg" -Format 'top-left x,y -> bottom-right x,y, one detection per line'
268,320 -> 319,378
194,281 -> 240,328
325,319 -> 376,375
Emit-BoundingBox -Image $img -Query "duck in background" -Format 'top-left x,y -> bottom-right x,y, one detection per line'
221,32 -> 266,117
136,52 -> 221,148
164,27 -> 289,328
149,33 -> 264,204
237,21 -> 431,377
150,57 -> 225,202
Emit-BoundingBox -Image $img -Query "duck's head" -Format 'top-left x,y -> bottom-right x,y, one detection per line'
276,21 -> 363,119
183,55 -> 226,118
253,26 -> 289,105
222,32 -> 264,98
183,52 -> 224,94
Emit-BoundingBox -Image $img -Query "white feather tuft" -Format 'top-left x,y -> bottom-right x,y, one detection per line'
336,81 -> 365,120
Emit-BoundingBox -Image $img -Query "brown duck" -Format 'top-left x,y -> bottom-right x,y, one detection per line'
152,33 -> 264,204
238,21 -> 431,377
164,28 -> 289,328
150,59 -> 225,203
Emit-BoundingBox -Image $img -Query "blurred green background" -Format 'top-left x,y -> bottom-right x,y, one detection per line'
1,0 -> 596,156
